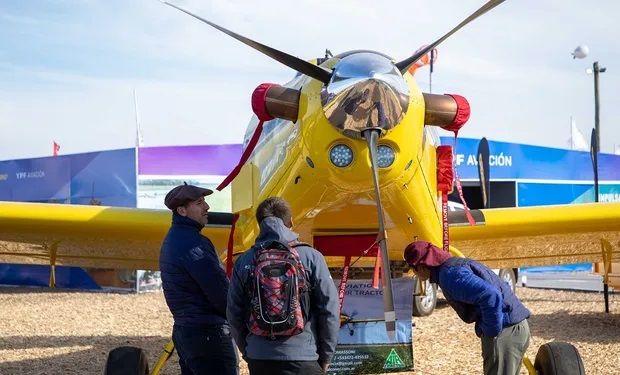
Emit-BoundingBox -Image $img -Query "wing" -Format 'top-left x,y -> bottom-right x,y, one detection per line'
449,202 -> 620,268
0,202 -> 231,270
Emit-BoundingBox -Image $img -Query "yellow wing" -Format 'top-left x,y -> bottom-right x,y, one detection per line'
3,201 -> 619,271
449,202 -> 620,268
0,202 -> 231,270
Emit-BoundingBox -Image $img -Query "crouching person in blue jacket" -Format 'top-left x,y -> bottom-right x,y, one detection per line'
227,197 -> 340,375
404,241 -> 530,375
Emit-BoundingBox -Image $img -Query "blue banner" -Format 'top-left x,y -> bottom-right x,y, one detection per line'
0,264 -> 101,289
518,183 -> 620,207
0,148 -> 136,207
441,137 -> 620,181
0,158 -> 71,202
518,183 -> 592,207
69,149 -> 137,207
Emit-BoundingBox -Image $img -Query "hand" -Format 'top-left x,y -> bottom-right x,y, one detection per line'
320,361 -> 329,373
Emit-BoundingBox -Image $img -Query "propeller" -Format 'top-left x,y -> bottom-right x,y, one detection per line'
161,0 -> 508,340
161,1 -> 332,84
364,129 -> 396,340
395,0 -> 505,73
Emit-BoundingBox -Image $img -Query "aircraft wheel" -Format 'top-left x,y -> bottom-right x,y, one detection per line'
104,346 -> 149,375
412,279 -> 437,317
534,341 -> 585,375
499,268 -> 517,294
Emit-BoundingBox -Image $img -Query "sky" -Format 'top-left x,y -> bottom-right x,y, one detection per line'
1,0 -> 619,161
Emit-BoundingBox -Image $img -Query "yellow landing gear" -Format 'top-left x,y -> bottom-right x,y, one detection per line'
524,341 -> 585,375
150,340 -> 175,375
523,356 -> 536,374
104,340 -> 174,375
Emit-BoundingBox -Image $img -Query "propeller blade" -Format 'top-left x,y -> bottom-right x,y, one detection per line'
395,0 -> 505,73
162,1 -> 332,84
364,130 -> 396,340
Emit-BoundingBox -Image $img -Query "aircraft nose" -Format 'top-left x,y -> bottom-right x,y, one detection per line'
321,52 -> 409,139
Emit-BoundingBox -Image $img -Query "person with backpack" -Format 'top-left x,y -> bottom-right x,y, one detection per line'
160,183 -> 238,374
404,240 -> 531,375
227,197 -> 339,375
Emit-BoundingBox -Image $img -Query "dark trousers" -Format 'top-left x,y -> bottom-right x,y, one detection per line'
172,324 -> 238,375
247,359 -> 324,375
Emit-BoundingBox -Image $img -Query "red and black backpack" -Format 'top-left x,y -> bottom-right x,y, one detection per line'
245,240 -> 310,339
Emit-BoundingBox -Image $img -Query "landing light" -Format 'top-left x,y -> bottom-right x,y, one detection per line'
329,144 -> 354,167
377,145 -> 395,168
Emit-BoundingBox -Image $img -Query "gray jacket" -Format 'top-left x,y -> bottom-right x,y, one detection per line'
226,217 -> 339,364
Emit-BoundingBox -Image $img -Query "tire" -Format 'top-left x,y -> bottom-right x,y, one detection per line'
499,268 -> 517,294
412,278 -> 437,317
104,346 -> 149,375
534,341 -> 585,375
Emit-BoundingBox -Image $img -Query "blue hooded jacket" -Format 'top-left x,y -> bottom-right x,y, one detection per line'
430,257 -> 530,337
227,217 -> 340,364
159,213 -> 229,327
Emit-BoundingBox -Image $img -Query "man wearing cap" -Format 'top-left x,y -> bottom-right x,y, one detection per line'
404,241 -> 530,375
160,183 -> 238,375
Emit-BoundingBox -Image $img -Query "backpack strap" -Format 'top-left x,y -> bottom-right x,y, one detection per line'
288,240 -> 312,248
260,240 -> 290,251
286,240 -> 313,322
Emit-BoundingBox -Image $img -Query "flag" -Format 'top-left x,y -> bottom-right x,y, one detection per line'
53,141 -> 60,156
407,45 -> 439,76
569,118 -> 588,151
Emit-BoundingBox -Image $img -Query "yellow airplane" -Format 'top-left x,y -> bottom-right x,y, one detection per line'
1,0 -> 619,373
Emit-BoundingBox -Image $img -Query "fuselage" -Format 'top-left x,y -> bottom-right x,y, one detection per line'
231,51 -> 444,265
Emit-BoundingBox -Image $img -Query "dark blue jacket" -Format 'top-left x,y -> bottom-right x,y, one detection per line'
227,217 -> 340,364
160,213 -> 229,327
430,257 -> 530,337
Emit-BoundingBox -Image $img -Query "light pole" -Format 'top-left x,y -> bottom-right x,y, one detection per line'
572,45 -> 607,153
572,45 -> 610,313
591,61 -> 607,153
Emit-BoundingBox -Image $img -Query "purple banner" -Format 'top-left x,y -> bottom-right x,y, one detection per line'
139,145 -> 242,176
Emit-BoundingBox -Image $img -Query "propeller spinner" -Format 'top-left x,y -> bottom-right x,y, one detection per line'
322,52 -> 409,139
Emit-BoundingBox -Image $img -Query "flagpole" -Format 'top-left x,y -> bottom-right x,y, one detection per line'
133,89 -> 143,148
132,88 -> 141,209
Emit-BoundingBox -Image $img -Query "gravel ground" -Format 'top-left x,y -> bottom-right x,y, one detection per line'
1,287 -> 619,375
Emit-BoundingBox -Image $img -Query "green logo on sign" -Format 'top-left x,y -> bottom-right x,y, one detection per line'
383,348 -> 406,369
